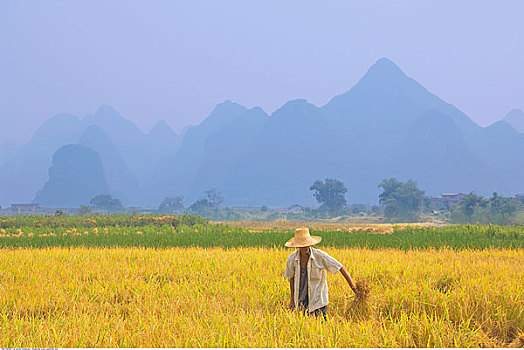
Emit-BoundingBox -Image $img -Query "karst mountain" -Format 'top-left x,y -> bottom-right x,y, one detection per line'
1,58 -> 523,207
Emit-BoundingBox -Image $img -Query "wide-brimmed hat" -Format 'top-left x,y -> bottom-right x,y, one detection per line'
285,227 -> 322,248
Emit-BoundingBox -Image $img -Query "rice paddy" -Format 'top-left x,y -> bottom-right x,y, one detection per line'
1,215 -> 523,347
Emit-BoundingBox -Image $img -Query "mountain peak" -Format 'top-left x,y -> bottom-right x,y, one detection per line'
504,108 -> 524,120
82,105 -> 145,141
361,57 -> 407,83
33,144 -> 109,207
149,120 -> 176,137
503,108 -> 524,133
31,113 -> 81,142
322,57 -> 417,113
485,120 -> 520,136
271,99 -> 322,122
273,99 -> 318,114
211,100 -> 247,114
94,105 -> 120,119
201,100 -> 248,128
247,106 -> 268,116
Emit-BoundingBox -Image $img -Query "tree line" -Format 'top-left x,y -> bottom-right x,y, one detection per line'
308,177 -> 524,224
81,178 -> 524,224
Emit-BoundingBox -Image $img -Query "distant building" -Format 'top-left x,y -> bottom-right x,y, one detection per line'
10,203 -> 41,214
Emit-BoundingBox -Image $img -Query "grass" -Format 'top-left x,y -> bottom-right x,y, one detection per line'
2,223 -> 524,250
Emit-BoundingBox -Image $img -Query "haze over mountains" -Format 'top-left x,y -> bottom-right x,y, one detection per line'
1,58 -> 523,208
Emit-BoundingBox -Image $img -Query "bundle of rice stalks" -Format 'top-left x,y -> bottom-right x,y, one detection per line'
343,278 -> 372,320
354,278 -> 372,302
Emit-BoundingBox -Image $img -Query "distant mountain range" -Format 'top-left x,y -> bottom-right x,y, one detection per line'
1,58 -> 524,208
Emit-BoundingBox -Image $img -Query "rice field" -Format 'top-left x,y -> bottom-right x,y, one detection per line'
2,217 -> 524,250
1,215 -> 524,347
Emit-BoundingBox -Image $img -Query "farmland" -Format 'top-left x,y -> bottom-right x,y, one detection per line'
1,215 -> 524,347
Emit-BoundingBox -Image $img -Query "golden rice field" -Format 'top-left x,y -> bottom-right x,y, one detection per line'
1,246 -> 524,347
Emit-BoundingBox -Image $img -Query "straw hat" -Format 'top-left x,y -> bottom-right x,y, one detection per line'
285,227 -> 322,248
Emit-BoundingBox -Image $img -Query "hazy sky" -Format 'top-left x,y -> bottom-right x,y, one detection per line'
1,1 -> 523,143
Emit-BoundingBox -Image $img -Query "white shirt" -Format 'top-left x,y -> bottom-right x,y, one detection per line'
284,247 -> 343,313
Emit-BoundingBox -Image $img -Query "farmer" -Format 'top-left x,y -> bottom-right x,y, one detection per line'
284,227 -> 358,320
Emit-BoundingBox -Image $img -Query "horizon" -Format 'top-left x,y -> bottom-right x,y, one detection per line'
2,1 -> 523,143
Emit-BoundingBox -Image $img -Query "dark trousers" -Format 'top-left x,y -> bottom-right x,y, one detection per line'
298,299 -> 327,321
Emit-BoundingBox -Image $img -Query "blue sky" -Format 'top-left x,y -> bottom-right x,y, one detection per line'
1,1 -> 523,142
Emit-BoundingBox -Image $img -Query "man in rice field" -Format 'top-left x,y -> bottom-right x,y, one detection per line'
284,227 -> 359,321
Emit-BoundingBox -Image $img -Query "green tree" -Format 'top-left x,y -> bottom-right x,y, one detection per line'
351,204 -> 367,215
77,205 -> 93,215
378,178 -> 402,204
204,188 -> 224,207
450,192 -> 489,223
187,188 -> 224,217
89,194 -> 123,212
378,178 -> 425,222
309,178 -> 348,216
461,192 -> 486,218
451,192 -> 522,224
489,192 -> 521,224
158,196 -> 185,214
188,198 -> 212,212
